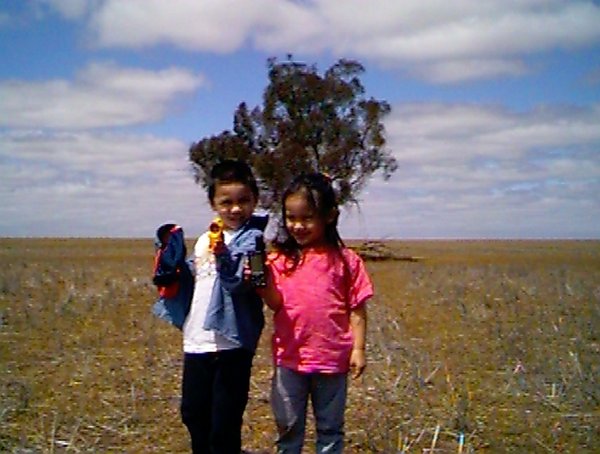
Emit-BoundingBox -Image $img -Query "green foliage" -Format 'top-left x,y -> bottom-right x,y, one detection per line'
189,57 -> 397,209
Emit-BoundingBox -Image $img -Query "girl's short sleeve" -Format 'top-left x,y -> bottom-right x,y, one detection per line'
345,249 -> 374,309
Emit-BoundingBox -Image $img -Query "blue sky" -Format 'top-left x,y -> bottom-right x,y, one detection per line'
1,0 -> 599,239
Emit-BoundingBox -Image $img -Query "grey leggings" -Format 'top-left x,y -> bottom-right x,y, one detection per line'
271,367 -> 348,454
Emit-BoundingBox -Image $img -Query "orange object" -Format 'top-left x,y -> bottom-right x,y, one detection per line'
208,217 -> 224,251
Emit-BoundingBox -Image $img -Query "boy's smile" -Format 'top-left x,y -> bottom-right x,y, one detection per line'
210,182 -> 257,231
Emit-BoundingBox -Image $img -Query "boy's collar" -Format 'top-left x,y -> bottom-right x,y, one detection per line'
223,213 -> 269,234
233,213 -> 269,233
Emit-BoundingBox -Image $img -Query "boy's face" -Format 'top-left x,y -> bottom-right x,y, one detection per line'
210,181 -> 257,231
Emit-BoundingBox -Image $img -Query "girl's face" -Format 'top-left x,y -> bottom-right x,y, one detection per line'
284,192 -> 330,248
211,181 -> 257,231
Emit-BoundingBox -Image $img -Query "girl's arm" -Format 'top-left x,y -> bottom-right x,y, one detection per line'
349,304 -> 368,379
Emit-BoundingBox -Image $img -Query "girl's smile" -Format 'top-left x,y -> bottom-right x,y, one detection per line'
284,193 -> 328,248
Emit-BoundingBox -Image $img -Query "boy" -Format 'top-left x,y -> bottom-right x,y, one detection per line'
180,160 -> 267,453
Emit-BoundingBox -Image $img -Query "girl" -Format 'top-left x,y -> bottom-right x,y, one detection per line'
258,173 -> 374,454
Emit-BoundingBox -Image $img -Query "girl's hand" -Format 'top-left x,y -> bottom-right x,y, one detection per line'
252,263 -> 283,312
349,348 -> 366,379
349,305 -> 367,379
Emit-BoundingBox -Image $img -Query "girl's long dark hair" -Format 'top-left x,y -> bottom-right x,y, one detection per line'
274,173 -> 345,271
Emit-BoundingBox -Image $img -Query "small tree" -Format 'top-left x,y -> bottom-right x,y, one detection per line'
189,57 -> 397,210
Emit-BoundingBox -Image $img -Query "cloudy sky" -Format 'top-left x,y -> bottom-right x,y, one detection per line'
1,0 -> 599,239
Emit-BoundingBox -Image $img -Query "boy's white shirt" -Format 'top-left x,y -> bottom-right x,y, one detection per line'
182,229 -> 239,353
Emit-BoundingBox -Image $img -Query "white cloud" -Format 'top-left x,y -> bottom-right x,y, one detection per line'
414,58 -> 530,83
0,130 -> 208,237
0,62 -> 206,129
89,0 -> 275,52
387,102 -> 600,163
1,100 -> 598,238
339,101 -> 600,239
74,0 -> 600,83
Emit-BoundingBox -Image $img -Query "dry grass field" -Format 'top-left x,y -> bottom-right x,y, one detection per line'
1,238 -> 599,453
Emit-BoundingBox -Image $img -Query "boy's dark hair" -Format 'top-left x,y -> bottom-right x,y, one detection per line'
208,160 -> 259,203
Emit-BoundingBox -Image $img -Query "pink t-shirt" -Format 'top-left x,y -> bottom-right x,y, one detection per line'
269,247 -> 374,374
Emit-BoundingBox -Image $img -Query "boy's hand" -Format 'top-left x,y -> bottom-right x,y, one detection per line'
242,257 -> 253,284
350,348 -> 366,379
212,240 -> 226,255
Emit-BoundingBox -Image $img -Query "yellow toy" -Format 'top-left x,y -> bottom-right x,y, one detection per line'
208,217 -> 224,251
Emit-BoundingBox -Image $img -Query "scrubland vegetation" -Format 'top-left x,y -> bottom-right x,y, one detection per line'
1,239 -> 598,453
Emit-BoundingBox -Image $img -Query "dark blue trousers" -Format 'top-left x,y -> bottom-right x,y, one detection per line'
181,349 -> 254,453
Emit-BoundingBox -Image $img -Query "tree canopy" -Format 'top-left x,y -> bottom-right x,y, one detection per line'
189,57 -> 397,209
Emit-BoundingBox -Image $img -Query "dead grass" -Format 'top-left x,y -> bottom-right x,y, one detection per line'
1,239 -> 598,453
